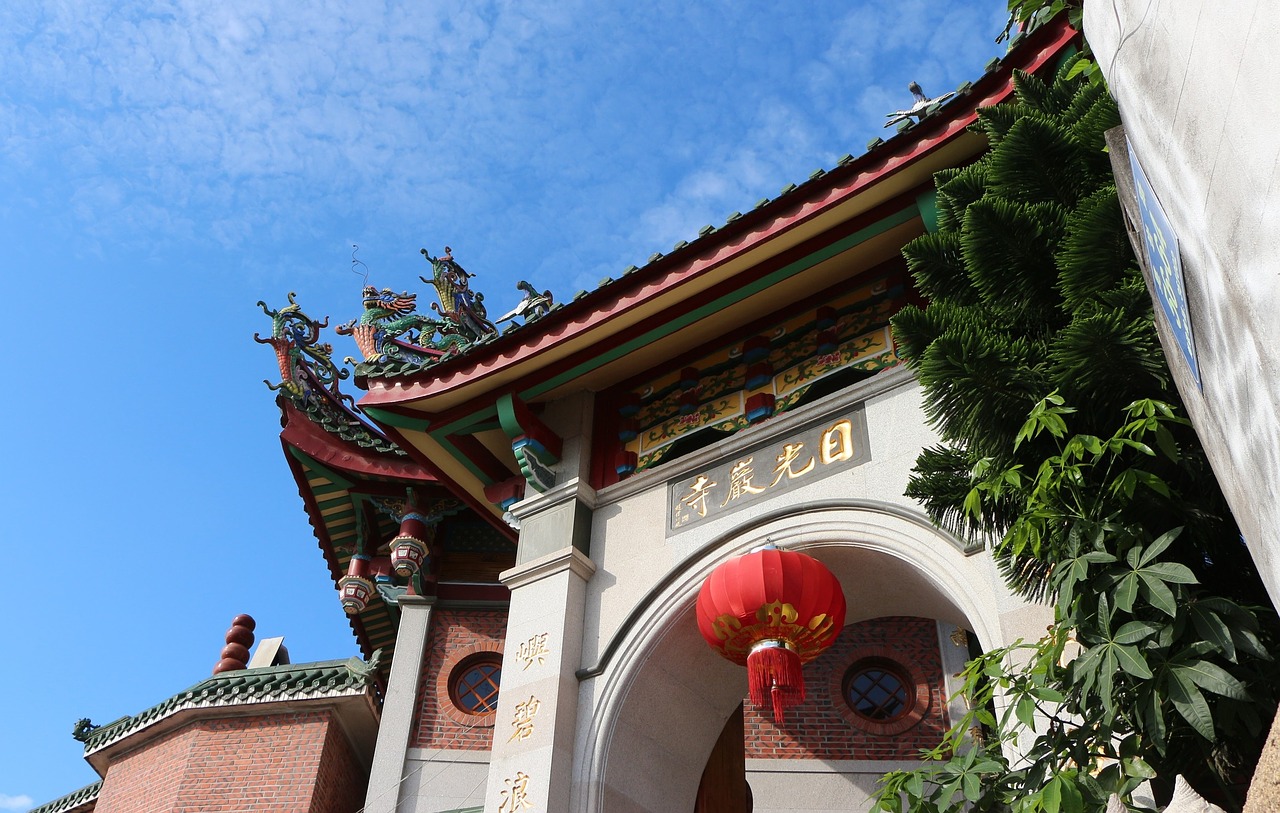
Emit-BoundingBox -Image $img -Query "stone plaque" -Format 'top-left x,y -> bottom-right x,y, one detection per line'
668,408 -> 869,533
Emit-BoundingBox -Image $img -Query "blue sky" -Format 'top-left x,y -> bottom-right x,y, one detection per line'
0,1 -> 1009,807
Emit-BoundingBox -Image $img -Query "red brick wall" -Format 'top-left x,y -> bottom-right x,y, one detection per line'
310,712 -> 367,813
743,616 -> 948,760
412,607 -> 507,750
94,723 -> 196,812
95,709 -> 368,813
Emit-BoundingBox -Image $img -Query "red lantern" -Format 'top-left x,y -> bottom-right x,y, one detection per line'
696,547 -> 845,722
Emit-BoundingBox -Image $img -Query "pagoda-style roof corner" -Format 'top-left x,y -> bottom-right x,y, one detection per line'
326,16 -> 1079,524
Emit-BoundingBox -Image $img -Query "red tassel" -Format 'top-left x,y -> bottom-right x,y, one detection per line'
747,642 -> 804,723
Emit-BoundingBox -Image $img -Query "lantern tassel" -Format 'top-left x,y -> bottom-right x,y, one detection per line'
747,642 -> 804,723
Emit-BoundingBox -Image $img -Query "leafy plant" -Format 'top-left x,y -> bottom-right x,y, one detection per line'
876,399 -> 1278,812
885,38 -> 1278,811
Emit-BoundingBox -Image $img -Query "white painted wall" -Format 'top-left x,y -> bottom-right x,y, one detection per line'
568,372 -> 1052,812
1086,0 -> 1280,609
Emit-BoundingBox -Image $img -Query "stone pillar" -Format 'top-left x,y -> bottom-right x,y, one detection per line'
1245,705 -> 1280,813
935,622 -> 971,730
363,594 -> 434,813
483,477 -> 596,813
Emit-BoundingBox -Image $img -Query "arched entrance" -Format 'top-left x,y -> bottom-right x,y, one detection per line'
571,504 -> 1043,813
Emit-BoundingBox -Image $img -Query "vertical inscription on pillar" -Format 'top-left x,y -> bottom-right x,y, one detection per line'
508,695 -> 541,742
498,771 -> 534,811
515,633 -> 551,671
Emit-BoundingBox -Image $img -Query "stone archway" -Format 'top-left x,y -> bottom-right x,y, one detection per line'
572,503 -> 1044,813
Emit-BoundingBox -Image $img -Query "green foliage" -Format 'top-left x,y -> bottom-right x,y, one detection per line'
876,401 -> 1280,812
893,54 -> 1255,602
888,35 -> 1279,812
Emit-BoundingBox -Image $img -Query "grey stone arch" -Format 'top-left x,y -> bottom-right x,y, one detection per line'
570,500 -> 1034,813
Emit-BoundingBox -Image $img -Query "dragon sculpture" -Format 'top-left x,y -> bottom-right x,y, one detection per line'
333,247 -> 553,371
254,292 -> 353,405
336,286 -> 469,365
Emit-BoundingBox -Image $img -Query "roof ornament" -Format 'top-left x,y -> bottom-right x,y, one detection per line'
884,81 -> 955,128
72,718 -> 99,742
255,293 -> 353,406
351,243 -> 371,286
495,280 -> 554,327
212,614 -> 256,674
419,247 -> 500,344
256,294 -> 407,455
336,286 -> 465,364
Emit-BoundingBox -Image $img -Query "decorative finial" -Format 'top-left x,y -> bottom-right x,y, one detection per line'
884,81 -> 955,128
72,718 -> 99,742
213,614 -> 256,674
495,280 -> 554,327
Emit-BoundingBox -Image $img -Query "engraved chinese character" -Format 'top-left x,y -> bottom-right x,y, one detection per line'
499,771 -> 534,812
681,475 -> 717,518
820,419 -> 854,464
672,503 -> 689,528
509,695 -> 541,742
517,633 -> 551,671
720,457 -> 767,506
769,442 -> 815,487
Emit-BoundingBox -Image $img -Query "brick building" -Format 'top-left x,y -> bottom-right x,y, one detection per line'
32,18 -> 1078,813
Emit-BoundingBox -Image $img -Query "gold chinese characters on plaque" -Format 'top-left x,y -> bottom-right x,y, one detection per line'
668,410 -> 869,532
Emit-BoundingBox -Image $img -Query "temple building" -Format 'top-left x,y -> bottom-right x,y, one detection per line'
31,17 -> 1079,813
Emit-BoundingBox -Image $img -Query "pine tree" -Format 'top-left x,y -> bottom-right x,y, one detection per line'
882,55 -> 1279,809
892,57 -> 1258,606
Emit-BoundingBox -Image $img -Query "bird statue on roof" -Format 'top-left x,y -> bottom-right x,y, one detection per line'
884,81 -> 955,128
495,280 -> 554,326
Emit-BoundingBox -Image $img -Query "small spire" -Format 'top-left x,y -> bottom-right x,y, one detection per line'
213,614 -> 256,674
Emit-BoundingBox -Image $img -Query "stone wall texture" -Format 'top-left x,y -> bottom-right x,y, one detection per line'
743,616 -> 948,760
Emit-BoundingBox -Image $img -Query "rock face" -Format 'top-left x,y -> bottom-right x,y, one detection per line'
1245,707 -> 1280,813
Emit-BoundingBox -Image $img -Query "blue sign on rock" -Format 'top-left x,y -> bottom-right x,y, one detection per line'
1128,144 -> 1201,389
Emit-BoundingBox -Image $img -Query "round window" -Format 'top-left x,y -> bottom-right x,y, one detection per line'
844,661 -> 911,722
450,655 -> 502,715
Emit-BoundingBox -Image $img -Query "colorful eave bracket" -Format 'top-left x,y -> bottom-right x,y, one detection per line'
497,393 -> 563,493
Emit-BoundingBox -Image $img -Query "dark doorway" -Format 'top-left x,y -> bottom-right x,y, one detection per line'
694,702 -> 752,813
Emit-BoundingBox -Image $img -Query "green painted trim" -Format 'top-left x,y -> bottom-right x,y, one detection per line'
288,447 -> 355,490
435,433 -> 497,486
496,393 -> 522,441
528,205 -> 918,399
432,404 -> 499,440
363,407 -> 433,431
915,188 -> 940,233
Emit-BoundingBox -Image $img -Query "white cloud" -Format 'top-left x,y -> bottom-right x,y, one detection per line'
0,0 -> 1006,306
0,794 -> 34,813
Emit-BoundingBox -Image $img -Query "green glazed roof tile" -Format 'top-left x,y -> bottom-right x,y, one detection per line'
81,655 -> 380,755
26,783 -> 101,813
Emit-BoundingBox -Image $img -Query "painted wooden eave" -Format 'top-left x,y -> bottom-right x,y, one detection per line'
280,399 -> 435,484
357,17 -> 1078,417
